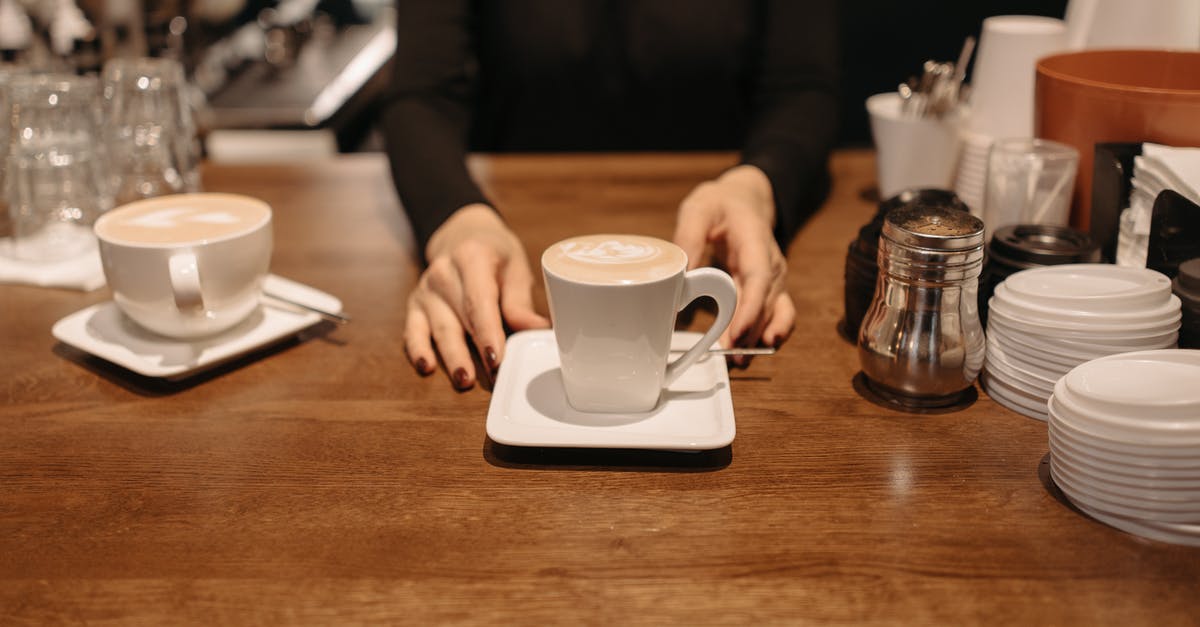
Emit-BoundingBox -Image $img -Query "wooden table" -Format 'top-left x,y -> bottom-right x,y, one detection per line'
2,151 -> 1197,624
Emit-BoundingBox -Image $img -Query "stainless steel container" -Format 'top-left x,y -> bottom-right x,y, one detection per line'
858,204 -> 986,407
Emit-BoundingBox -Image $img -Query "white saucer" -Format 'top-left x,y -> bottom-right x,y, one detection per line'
486,329 -> 736,451
51,275 -> 342,380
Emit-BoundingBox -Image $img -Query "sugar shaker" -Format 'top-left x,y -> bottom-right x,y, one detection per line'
858,204 -> 986,408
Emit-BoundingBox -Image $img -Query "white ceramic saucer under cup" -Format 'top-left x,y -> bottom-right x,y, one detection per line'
1002,264 -> 1173,313
485,330 -> 736,451
51,275 -> 342,380
1061,350 -> 1200,422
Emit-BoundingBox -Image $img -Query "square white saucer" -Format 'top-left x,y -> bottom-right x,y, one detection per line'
486,330 -> 736,451
51,275 -> 342,380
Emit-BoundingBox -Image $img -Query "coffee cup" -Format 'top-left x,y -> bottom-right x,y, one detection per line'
94,193 -> 273,339
541,234 -> 737,413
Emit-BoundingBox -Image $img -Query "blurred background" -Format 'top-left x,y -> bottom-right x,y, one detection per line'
0,0 -> 1069,159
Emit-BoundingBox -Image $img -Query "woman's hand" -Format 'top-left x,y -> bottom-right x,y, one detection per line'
673,165 -> 796,363
404,204 -> 549,388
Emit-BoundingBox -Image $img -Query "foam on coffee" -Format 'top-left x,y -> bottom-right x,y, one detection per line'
542,234 -> 686,284
96,193 -> 270,245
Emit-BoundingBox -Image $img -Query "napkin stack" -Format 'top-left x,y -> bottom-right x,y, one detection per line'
1117,143 -> 1200,267
0,237 -> 106,291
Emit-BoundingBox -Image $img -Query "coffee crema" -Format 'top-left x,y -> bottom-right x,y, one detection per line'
542,234 -> 686,284
95,193 -> 271,245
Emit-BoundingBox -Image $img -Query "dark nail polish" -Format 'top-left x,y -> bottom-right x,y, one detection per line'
485,346 -> 499,371
415,358 -> 429,374
453,368 -> 472,389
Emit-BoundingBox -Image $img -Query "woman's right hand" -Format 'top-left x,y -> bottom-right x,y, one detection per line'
404,204 -> 550,389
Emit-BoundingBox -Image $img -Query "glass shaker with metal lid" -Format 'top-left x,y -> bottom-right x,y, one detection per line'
858,204 -> 986,408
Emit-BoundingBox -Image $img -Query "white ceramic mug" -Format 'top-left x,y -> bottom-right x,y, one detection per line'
542,234 -> 737,413
94,193 -> 273,338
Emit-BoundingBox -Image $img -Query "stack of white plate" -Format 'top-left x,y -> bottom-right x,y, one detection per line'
982,264 -> 1181,420
1048,350 -> 1200,547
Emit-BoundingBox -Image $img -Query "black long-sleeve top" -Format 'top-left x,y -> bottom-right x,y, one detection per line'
380,0 -> 840,256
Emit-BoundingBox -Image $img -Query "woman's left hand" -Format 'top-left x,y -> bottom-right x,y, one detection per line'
673,165 -> 796,362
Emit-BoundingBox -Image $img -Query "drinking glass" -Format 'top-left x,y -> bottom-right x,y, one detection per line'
5,73 -> 113,261
102,57 -> 201,205
982,138 -> 1079,242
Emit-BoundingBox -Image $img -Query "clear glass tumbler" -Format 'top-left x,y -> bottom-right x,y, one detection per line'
101,57 -> 201,205
5,73 -> 113,261
982,137 -> 1079,242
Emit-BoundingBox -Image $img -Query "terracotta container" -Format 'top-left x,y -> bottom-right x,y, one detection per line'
1034,49 -> 1200,230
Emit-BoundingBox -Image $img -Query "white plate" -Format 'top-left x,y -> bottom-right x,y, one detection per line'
981,371 -> 1048,421
984,308 -> 1180,343
993,282 -> 1182,322
986,334 -> 1076,377
1062,350 -> 1200,420
51,275 -> 341,380
985,341 -> 1061,386
1048,428 -> 1200,482
1049,464 -> 1200,522
1049,442 -> 1200,500
1002,264 -> 1173,312
985,323 -> 1111,365
1053,385 -> 1200,442
1049,400 -> 1200,461
486,330 -> 735,451
987,300 -> 1181,336
1061,492 -> 1200,547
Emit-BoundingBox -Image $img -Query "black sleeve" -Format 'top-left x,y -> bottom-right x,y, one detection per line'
379,0 -> 491,260
740,0 -> 840,248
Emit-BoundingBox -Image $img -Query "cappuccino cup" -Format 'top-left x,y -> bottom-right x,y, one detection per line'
542,234 -> 737,413
94,193 -> 273,339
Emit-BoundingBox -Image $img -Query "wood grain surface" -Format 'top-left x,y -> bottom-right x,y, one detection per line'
1,151 -> 1197,625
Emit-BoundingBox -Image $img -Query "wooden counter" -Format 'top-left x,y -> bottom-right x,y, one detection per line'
1,151 -> 1196,624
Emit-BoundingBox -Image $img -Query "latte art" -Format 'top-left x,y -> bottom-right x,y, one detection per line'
543,234 -> 686,285
559,239 -> 662,264
96,193 -> 271,245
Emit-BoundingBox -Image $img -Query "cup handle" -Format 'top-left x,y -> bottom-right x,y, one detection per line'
664,267 -> 737,387
167,251 -> 205,314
